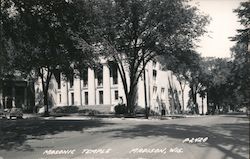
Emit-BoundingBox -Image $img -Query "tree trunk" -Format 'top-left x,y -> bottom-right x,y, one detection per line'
191,83 -> 198,114
143,68 -> 148,119
43,90 -> 49,116
127,87 -> 137,115
201,97 -> 204,115
181,89 -> 184,114
39,68 -> 52,117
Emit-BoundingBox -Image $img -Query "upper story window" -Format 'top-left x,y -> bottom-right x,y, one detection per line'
95,65 -> 103,86
153,69 -> 157,80
112,67 -> 118,85
153,86 -> 157,94
54,71 -> 61,89
69,75 -> 74,88
161,88 -> 165,95
81,68 -> 88,87
109,61 -> 118,85
152,60 -> 157,68
83,75 -> 88,87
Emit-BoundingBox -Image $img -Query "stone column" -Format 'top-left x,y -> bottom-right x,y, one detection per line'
103,63 -> 111,105
60,77 -> 68,106
74,77 -> 81,106
88,68 -> 95,105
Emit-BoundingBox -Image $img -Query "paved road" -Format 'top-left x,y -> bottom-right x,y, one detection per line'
0,115 -> 249,159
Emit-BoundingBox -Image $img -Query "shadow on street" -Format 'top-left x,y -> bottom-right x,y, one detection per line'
0,119 -> 113,151
0,116 -> 249,159
90,116 -> 249,159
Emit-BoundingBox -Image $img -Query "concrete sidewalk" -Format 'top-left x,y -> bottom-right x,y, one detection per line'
22,113 -> 206,121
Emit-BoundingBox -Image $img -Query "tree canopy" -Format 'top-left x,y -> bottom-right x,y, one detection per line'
89,0 -> 209,113
230,1 -> 250,108
2,0 -> 210,115
2,0 -> 97,115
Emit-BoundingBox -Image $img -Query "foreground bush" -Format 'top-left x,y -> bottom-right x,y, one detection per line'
78,109 -> 101,115
134,106 -> 145,114
114,104 -> 127,114
51,106 -> 79,114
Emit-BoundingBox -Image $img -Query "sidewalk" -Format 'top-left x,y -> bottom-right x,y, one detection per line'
22,113 -> 205,121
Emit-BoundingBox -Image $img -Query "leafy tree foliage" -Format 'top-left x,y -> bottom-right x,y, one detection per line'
2,0 -> 96,115
163,49 -> 202,114
230,1 -> 250,109
164,1 -> 249,114
200,57 -> 233,114
91,0 -> 209,114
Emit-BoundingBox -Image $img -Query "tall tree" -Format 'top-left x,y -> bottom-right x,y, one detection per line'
91,0 -> 209,114
163,49 -> 201,114
2,0 -> 95,116
200,57 -> 233,114
230,1 -> 250,109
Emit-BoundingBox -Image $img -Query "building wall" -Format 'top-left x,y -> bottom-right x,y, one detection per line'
0,80 -> 34,111
34,59 -> 207,114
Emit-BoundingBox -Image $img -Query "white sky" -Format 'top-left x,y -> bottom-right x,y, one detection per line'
190,0 -> 246,58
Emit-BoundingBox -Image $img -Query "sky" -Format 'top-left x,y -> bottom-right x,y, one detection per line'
190,0 -> 246,58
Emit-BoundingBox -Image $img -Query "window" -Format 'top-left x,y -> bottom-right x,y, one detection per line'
69,76 -> 74,88
112,66 -> 118,85
153,60 -> 157,68
84,92 -> 88,105
98,76 -> 103,86
115,90 -> 119,100
161,88 -> 165,94
81,69 -> 88,87
83,77 -> 88,87
153,86 -> 157,94
96,65 -> 103,86
59,94 -> 61,103
153,70 -> 157,80
58,78 -> 61,89
99,91 -> 103,104
71,93 -> 74,105
54,71 -> 61,89
161,88 -> 165,97
109,61 -> 118,85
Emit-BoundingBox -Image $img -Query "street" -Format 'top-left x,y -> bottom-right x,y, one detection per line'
0,115 -> 249,159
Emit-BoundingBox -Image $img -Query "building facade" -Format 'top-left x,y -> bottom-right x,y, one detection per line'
0,79 -> 35,111
35,59 -> 208,115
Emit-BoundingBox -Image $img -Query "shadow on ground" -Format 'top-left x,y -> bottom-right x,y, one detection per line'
91,116 -> 249,159
0,119 -> 112,151
0,115 -> 249,159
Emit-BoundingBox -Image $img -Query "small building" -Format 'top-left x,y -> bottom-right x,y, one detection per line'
0,78 -> 35,112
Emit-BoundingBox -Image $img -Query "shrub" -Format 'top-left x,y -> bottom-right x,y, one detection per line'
135,106 -> 145,114
78,109 -> 101,115
51,106 -> 79,114
149,109 -> 160,116
114,104 -> 127,114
